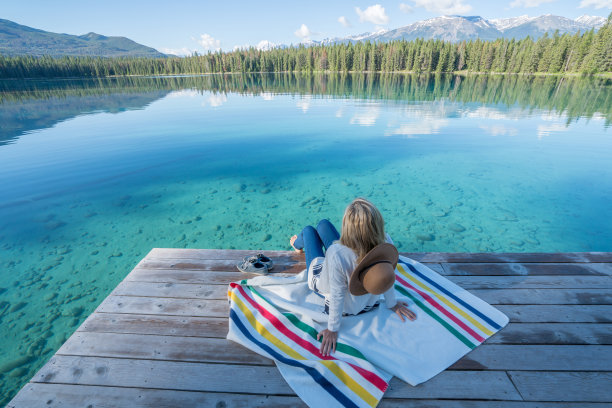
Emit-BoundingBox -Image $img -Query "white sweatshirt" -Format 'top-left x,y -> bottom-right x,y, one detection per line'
308,235 -> 398,332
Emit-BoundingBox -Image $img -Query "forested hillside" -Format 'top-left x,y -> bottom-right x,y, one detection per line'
1,14 -> 610,78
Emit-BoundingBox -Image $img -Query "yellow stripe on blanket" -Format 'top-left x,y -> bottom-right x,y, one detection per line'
230,290 -> 379,407
397,264 -> 494,336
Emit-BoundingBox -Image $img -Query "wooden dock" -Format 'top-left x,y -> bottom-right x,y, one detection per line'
7,249 -> 612,407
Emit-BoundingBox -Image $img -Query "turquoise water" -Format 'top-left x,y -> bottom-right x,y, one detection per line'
0,73 -> 611,404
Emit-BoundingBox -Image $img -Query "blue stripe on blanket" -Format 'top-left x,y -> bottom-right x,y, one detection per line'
229,309 -> 360,408
398,260 -> 502,330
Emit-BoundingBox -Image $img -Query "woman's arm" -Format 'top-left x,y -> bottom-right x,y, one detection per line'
319,250 -> 346,355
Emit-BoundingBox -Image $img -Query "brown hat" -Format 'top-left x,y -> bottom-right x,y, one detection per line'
349,243 -> 399,296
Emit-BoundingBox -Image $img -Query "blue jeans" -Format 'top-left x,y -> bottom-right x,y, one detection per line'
293,219 -> 340,270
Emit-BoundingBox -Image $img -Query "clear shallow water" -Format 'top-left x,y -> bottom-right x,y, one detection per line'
0,73 -> 611,404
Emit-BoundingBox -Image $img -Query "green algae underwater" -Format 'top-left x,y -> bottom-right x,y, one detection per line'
0,73 -> 611,405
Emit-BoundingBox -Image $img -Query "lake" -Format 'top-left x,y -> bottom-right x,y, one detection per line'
0,73 -> 611,404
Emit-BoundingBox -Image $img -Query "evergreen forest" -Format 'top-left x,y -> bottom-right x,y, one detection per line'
0,14 -> 610,78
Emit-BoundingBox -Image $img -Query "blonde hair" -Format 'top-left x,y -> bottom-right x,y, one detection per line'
340,198 -> 386,262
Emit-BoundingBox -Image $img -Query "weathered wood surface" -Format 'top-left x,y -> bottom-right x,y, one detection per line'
9,249 -> 612,408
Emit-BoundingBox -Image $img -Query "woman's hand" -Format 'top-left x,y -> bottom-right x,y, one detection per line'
391,301 -> 417,322
317,329 -> 338,356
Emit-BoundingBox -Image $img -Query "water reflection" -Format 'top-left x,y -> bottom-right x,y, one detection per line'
1,73 -> 610,145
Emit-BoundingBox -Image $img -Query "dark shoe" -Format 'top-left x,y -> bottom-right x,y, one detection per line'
237,257 -> 269,274
243,253 -> 274,271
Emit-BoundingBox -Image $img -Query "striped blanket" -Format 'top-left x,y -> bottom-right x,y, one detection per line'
227,255 -> 509,408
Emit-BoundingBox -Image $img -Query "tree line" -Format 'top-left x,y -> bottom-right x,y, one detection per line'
0,14 -> 610,79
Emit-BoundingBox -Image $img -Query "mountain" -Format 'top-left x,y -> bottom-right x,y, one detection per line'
317,14 -> 607,45
0,18 -> 166,57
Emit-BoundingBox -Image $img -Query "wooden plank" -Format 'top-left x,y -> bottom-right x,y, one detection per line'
111,281 -> 228,299
508,371 -> 612,402
58,332 -> 612,372
78,313 -> 612,345
9,383 -> 612,408
96,296 -> 228,317
8,383 -> 306,408
149,248 -> 305,261
441,263 -> 612,276
140,256 -> 445,275
78,313 -> 229,338
385,370 -> 521,400
7,383 -> 306,408
125,268 -> 300,284
149,249 -> 612,263
380,402 -> 612,408
139,258 -> 305,273
486,323 -> 612,345
32,355 -> 522,400
97,295 -> 612,320
447,275 -> 612,289
58,332 -> 272,365
402,253 -> 612,263
33,355 -> 293,395
451,345 -> 612,371
496,305 -> 612,323
470,288 -> 612,305
113,282 -> 612,305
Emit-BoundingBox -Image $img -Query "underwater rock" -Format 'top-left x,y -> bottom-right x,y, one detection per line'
213,225 -> 221,231
261,188 -> 271,194
234,183 -> 246,192
416,234 -> 435,242
44,293 -> 58,301
432,210 -> 448,217
473,226 -> 483,233
493,208 -> 518,222
9,302 -> 27,313
263,234 -> 272,242
0,354 -> 34,373
0,287 -> 6,295
194,216 -> 202,221
84,212 -> 98,218
9,367 -> 28,377
91,250 -> 99,255
44,220 -> 66,230
449,223 -> 466,233
63,306 -> 85,317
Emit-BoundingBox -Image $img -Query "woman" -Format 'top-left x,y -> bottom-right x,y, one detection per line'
290,197 -> 417,356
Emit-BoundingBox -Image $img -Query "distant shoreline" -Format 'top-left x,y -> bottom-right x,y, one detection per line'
1,71 -> 610,81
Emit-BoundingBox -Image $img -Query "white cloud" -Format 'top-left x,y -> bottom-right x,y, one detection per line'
167,90 -> 200,98
510,0 -> 555,7
537,123 -> 568,139
198,34 -> 221,51
386,119 -> 449,137
480,125 -> 519,136
160,47 -> 196,56
579,0 -> 612,8
204,93 -> 227,107
294,24 -> 313,40
350,105 -> 381,126
296,95 -> 312,113
355,5 -> 389,25
338,16 -> 352,27
400,3 -> 414,13
410,0 -> 472,14
261,92 -> 274,101
257,40 -> 277,51
465,106 -> 520,120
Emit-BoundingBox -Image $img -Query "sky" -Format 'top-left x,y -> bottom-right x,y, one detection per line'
1,0 -> 611,54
